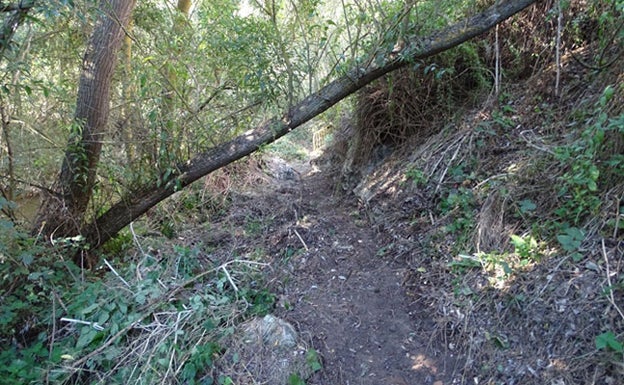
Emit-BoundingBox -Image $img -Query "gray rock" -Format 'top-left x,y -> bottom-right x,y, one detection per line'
215,314 -> 316,385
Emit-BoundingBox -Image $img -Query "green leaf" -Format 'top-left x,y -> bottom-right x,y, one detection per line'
218,376 -> 234,385
510,234 -> 525,248
519,199 -> 536,213
97,311 -> 110,325
28,272 -> 42,280
557,227 -> 584,252
596,331 -> 624,352
20,253 -> 34,266
600,85 -> 615,105
203,319 -> 216,331
288,374 -> 306,385
134,291 -> 146,305
501,261 -> 513,276
306,349 -> 322,372
81,303 -> 99,315
76,327 -> 98,349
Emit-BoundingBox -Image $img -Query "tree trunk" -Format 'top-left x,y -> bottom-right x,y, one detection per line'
119,18 -> 137,164
32,0 -> 136,242
79,0 -> 539,250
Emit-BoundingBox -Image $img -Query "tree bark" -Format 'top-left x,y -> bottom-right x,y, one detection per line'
32,0 -> 136,240
79,0 -> 539,250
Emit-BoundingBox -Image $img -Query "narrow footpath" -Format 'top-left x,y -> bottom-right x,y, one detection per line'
263,161 -> 459,385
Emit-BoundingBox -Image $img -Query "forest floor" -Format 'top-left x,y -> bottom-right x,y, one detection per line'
213,156 -> 460,384
198,69 -> 623,383
270,159 -> 459,385
136,52 -> 623,384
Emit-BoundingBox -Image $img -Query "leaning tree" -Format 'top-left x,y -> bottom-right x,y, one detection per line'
23,0 -> 539,265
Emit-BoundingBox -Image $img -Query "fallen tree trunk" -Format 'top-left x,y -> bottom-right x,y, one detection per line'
81,0 -> 539,251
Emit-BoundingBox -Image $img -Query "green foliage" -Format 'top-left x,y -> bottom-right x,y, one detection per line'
440,186 -> 476,251
101,229 -> 133,255
218,375 -> 235,385
553,86 -> 623,226
582,0 -> 624,67
306,348 -> 322,372
595,331 -> 624,356
451,233 -> 545,283
405,167 -> 427,187
288,373 -> 307,385
245,217 -> 265,236
518,199 -> 537,215
510,234 -> 541,263
0,230 -> 81,383
0,223 -> 273,384
556,226 -> 585,262
180,342 -> 222,384
268,136 -> 309,161
240,287 -> 276,317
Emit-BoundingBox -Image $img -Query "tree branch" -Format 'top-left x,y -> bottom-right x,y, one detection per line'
82,0 -> 540,250
0,0 -> 35,13
0,0 -> 35,59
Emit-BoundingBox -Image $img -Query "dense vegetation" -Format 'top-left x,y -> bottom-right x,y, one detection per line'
0,0 -> 622,384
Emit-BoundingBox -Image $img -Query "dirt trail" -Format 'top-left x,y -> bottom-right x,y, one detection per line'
264,161 -> 459,385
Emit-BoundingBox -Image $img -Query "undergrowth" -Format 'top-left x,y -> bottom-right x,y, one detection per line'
0,221 -> 274,384
408,82 -> 623,383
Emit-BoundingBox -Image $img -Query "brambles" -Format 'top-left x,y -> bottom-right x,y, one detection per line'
0,232 -> 273,384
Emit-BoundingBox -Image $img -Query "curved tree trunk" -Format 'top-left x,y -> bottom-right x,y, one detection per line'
80,0 -> 539,251
32,0 -> 136,244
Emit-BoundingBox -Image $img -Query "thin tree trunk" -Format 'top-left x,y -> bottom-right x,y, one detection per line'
495,24 -> 500,96
555,0 -> 562,98
120,18 -> 136,163
33,0 -> 136,242
0,103 -> 15,220
81,0 -> 540,250
0,0 -> 35,61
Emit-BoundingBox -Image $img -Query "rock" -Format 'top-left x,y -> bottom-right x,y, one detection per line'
267,157 -> 300,181
215,314 -> 315,385
243,314 -> 298,349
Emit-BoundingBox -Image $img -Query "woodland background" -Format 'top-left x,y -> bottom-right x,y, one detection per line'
0,0 -> 623,384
